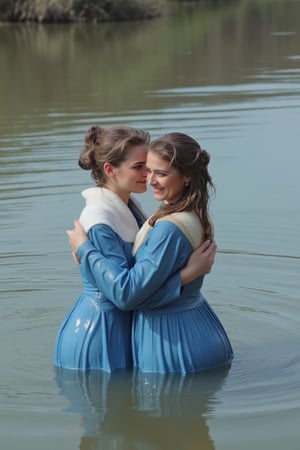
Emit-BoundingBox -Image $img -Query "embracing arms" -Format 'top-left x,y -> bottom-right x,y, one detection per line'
67,220 -> 217,310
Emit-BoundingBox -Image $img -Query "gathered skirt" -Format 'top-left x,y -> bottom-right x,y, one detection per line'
132,299 -> 233,373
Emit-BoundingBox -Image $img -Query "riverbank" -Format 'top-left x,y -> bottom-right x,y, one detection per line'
0,0 -> 165,23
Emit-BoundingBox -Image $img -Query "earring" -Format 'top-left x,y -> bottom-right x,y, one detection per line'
184,181 -> 190,187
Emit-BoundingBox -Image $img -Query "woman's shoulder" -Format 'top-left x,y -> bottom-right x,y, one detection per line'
157,211 -> 204,248
79,187 -> 139,242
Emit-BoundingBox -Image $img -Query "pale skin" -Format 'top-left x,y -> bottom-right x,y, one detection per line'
67,148 -> 217,284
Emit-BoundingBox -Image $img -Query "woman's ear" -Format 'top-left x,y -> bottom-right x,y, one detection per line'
103,162 -> 115,178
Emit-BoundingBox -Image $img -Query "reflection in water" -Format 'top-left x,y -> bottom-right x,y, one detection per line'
55,367 -> 229,450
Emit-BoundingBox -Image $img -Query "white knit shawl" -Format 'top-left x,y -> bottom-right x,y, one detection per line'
79,187 -> 140,243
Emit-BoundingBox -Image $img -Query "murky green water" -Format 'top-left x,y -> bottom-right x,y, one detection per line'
0,0 -> 300,449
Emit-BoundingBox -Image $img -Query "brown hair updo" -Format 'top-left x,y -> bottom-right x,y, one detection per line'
78,125 -> 150,186
148,132 -> 215,240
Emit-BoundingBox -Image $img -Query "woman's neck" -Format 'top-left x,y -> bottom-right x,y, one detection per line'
100,184 -> 129,205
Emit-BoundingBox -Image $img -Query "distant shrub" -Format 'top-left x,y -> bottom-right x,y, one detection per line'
73,0 -> 164,22
0,0 -> 164,22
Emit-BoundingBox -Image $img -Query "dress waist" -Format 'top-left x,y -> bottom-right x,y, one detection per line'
82,288 -> 120,312
141,294 -> 205,314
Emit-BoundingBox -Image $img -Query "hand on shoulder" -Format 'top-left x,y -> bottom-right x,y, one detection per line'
180,239 -> 217,285
66,219 -> 89,263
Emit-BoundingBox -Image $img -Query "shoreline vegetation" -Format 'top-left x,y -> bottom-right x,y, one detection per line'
0,0 -> 165,23
0,0 -> 228,23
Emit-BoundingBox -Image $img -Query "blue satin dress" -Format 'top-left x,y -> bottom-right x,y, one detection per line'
53,187 -> 181,372
76,215 -> 234,374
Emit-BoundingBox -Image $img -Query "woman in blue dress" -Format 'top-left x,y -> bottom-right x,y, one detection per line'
54,126 -> 217,372
67,132 -> 233,373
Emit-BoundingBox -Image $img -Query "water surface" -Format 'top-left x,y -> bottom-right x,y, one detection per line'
0,0 -> 300,449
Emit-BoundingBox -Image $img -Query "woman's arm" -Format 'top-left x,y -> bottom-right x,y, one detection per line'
68,220 -> 216,283
67,220 -> 216,310
180,239 -> 217,284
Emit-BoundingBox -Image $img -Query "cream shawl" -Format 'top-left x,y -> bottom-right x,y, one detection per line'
132,210 -> 211,256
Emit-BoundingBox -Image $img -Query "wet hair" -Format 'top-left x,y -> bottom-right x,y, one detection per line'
78,125 -> 150,186
148,132 -> 215,240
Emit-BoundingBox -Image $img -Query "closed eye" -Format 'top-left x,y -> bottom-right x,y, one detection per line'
132,163 -> 146,170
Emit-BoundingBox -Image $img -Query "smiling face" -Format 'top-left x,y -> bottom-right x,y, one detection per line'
146,151 -> 188,204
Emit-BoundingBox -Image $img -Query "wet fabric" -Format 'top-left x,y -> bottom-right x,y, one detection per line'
53,188 -> 140,371
53,188 -> 181,371
77,213 -> 234,373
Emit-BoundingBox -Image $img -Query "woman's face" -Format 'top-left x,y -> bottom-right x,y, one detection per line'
112,144 -> 148,196
146,151 -> 187,204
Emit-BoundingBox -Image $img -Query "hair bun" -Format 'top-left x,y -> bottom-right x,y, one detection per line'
199,149 -> 210,167
86,125 -> 103,147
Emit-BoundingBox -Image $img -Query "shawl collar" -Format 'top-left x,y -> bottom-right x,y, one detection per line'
79,187 -> 139,243
132,211 -> 205,256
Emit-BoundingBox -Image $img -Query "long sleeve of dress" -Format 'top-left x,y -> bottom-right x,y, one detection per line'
88,225 -> 130,267
78,221 -> 192,310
